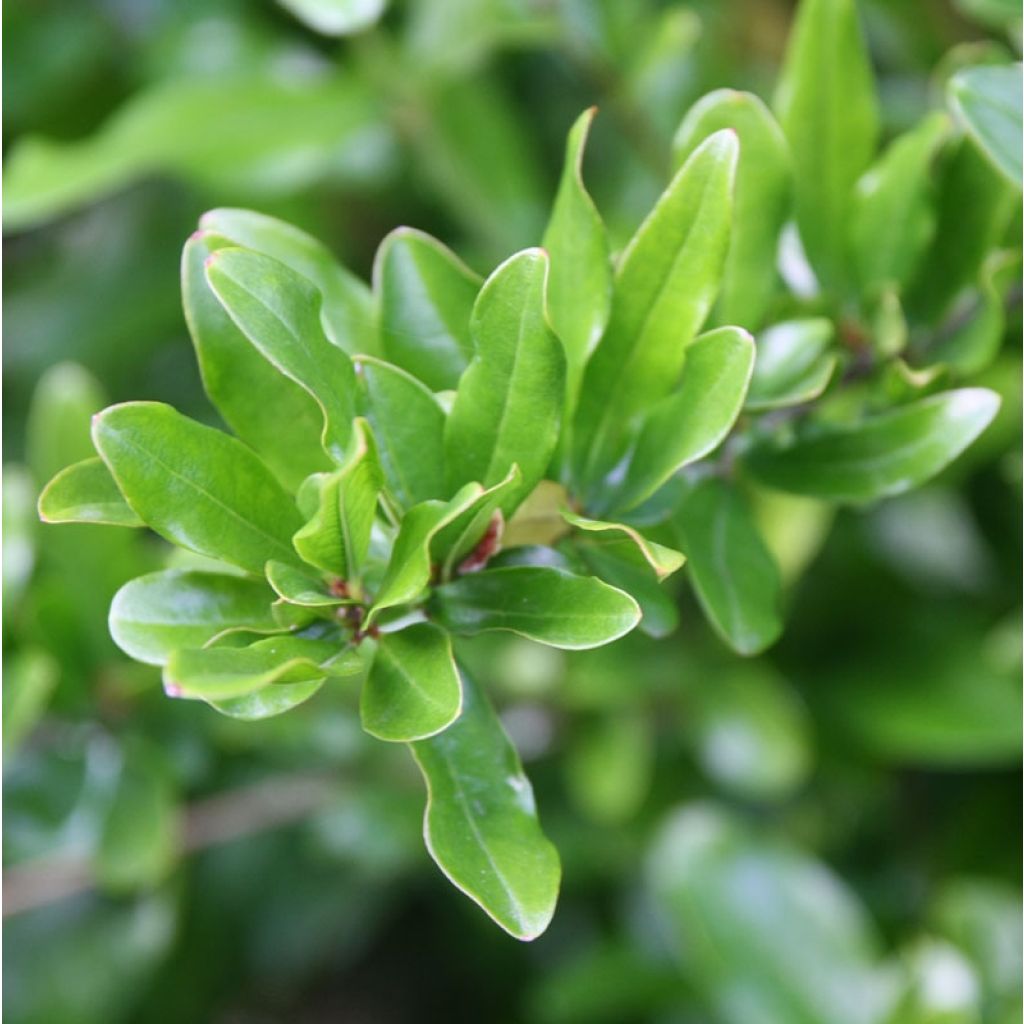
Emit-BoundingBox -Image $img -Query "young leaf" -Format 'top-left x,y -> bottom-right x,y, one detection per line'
572,131 -> 738,489
560,509 -> 685,580
265,560 -> 347,607
292,420 -> 382,584
948,63 -> 1023,188
774,0 -> 879,289
410,670 -> 560,941
374,227 -> 481,391
182,231 -> 331,491
38,458 -> 143,527
744,388 -> 1001,502
541,107 -> 612,411
445,249 -> 565,513
745,319 -> 837,411
199,207 -> 375,353
205,247 -> 357,462
430,566 -> 641,649
361,623 -> 462,741
109,570 -> 280,666
209,678 -> 326,720
850,112 -> 950,293
610,326 -> 755,514
673,90 -> 791,329
672,479 -> 783,656
165,635 -> 361,701
93,403 -> 304,573
355,355 -> 447,508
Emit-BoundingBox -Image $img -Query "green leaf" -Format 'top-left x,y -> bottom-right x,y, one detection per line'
182,231 -> 331,491
647,805 -> 885,1024
209,678 -> 326,720
95,739 -> 179,893
277,0 -> 387,36
110,570 -> 281,666
430,566 -> 641,649
745,319 -> 837,411
3,650 -> 58,755
610,326 -> 755,514
374,227 -> 481,391
205,247 -> 357,463
265,560 -> 347,608
93,402 -> 304,573
672,479 -> 783,656
949,63 -> 1023,187
38,457 -> 143,527
361,623 -> 462,741
410,670 -> 560,940
850,112 -> 951,293
541,107 -> 612,412
445,249 -> 565,513
199,208 -> 375,354
367,484 -> 485,624
355,355 -> 448,508
292,420 -> 382,584
165,635 -> 361,701
775,0 -> 879,289
572,131 -> 738,489
744,388 -> 1001,502
672,90 -> 791,329
560,509 -> 685,580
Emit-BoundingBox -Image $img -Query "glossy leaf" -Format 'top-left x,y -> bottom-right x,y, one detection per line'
209,678 -> 326,720
673,479 -> 783,656
410,670 -> 560,940
560,509 -> 684,580
445,249 -> 565,513
361,623 -> 462,741
673,90 -> 791,328
611,326 -> 755,513
93,402 -> 303,573
265,560 -> 347,607
775,0 -> 879,288
949,63 -> 1023,187
355,355 -> 447,508
110,570 -> 280,666
850,112 -> 950,293
205,247 -> 357,462
374,227 -> 481,391
746,319 -> 836,411
277,0 -> 387,36
292,420 -> 382,584
430,566 -> 641,649
541,107 -> 612,410
745,388 -> 1000,502
38,457 -> 143,527
182,231 -> 330,491
573,131 -> 738,488
199,207 -> 374,353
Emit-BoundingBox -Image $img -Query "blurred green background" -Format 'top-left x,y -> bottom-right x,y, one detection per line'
3,1 -> 1021,1022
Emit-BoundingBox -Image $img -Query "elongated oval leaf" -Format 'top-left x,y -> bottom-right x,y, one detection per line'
673,90 -> 791,329
93,403 -> 303,573
265,560 -> 347,607
38,458 -> 142,527
182,231 -> 331,491
560,509 -> 684,580
410,670 -> 560,940
375,227 -> 481,391
361,623 -> 461,741
110,570 -> 280,666
430,566 -> 640,649
199,207 -> 375,353
541,107 -> 612,410
205,247 -> 357,462
672,479 -> 783,656
573,132 -> 738,490
356,355 -> 447,508
746,319 -> 836,411
744,388 -> 1000,502
445,249 -> 565,513
949,63 -> 1023,187
611,326 -> 754,514
775,0 -> 879,289
210,678 -> 326,720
